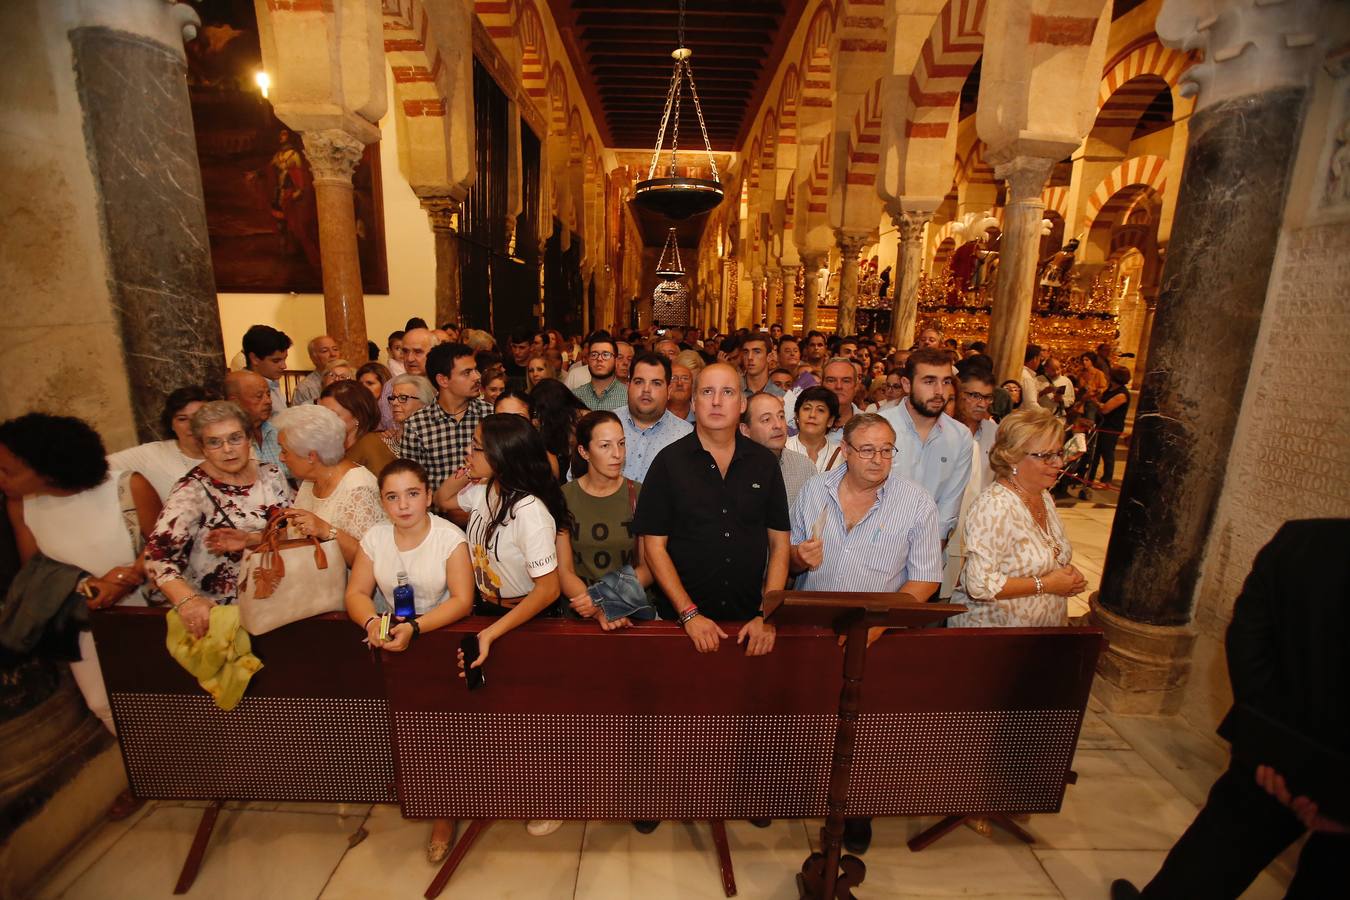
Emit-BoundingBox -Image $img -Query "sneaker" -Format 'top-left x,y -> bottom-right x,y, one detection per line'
842,817 -> 872,854
632,820 -> 660,834
526,819 -> 563,836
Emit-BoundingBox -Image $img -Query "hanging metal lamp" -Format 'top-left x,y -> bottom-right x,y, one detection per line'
632,0 -> 725,220
652,228 -> 689,323
655,227 -> 685,277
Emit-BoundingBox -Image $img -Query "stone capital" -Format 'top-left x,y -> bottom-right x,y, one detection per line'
1158,0 -> 1323,114
834,229 -> 872,257
301,129 -> 367,187
72,0 -> 201,60
994,156 -> 1058,204
890,210 -> 934,244
420,196 -> 461,233
799,249 -> 829,269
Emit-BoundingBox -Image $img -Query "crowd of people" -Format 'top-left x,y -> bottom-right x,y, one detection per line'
1,316 -> 1119,856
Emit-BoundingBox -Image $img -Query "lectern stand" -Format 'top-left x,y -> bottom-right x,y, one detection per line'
763,590 -> 964,900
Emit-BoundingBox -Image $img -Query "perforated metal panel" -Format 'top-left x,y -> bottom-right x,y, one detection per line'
846,709 -> 1084,815
395,713 -> 837,819
112,693 -> 395,803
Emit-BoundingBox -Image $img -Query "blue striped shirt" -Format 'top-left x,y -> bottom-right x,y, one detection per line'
789,465 -> 943,593
879,404 -> 973,540
617,407 -> 692,483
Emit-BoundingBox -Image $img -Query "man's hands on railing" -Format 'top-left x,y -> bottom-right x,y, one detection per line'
737,617 -> 776,656
684,614 -> 727,653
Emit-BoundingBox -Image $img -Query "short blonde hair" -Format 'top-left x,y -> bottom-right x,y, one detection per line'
674,349 -> 705,375
989,406 -> 1064,479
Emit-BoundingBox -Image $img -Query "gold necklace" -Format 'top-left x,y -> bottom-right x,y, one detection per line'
1000,478 -> 1062,558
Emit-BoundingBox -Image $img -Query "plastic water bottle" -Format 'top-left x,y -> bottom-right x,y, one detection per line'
393,572 -> 415,619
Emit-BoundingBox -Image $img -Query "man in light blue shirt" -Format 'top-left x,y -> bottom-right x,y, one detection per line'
618,352 -> 692,483
880,348 -> 972,542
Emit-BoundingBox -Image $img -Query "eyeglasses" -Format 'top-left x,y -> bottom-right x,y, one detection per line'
203,432 -> 248,451
589,351 -> 614,360
846,441 -> 897,460
884,383 -> 904,392
963,391 -> 994,404
390,393 -> 420,404
1025,449 -> 1065,463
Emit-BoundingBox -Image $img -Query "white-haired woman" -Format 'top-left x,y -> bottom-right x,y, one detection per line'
274,405 -> 385,566
950,406 -> 1087,628
382,373 -> 436,456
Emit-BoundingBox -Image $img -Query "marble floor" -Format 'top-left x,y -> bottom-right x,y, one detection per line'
36,467 -> 1294,899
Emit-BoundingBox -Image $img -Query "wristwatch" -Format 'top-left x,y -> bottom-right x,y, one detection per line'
408,618 -> 421,640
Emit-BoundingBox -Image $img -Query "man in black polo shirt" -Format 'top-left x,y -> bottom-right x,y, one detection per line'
633,363 -> 789,655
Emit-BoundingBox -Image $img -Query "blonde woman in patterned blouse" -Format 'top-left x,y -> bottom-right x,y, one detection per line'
950,406 -> 1087,628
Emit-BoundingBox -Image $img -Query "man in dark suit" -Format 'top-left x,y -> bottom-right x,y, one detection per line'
1113,519 -> 1349,898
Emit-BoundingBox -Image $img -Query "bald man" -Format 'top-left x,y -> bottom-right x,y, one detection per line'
223,370 -> 288,478
378,327 -> 435,430
631,363 -> 789,657
291,335 -> 340,405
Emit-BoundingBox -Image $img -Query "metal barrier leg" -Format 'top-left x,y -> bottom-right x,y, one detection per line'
424,819 -> 492,899
906,815 -> 965,852
174,800 -> 223,894
990,814 -> 1037,844
708,820 -> 738,897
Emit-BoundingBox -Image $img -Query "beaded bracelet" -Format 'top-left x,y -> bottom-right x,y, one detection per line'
678,605 -> 701,625
172,594 -> 204,612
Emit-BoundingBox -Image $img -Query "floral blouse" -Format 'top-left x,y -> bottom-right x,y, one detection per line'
145,464 -> 294,604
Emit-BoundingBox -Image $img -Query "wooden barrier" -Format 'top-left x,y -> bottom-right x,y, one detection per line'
92,610 -> 1102,897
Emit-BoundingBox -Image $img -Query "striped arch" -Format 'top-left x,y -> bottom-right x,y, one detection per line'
1083,155 -> 1168,231
748,137 -> 763,193
583,136 -> 599,252
1096,74 -> 1170,132
567,107 -> 584,165
517,1 -> 550,106
475,0 -> 516,48
382,0 -> 448,118
1041,186 -> 1069,220
906,0 -> 986,140
784,179 -> 797,232
835,0 -> 888,57
806,133 -> 833,217
546,63 -> 569,135
799,3 -> 835,112
956,142 -> 995,188
844,78 -> 883,188
777,66 -> 800,147
760,113 -> 778,177
1098,37 -> 1195,108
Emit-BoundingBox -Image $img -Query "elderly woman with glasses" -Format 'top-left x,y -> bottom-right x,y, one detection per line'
145,401 -> 294,638
949,406 -> 1087,629
381,373 -> 436,456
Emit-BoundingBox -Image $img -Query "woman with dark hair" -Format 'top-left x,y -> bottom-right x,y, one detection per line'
481,368 -> 507,407
1087,366 -> 1132,488
108,385 -> 215,500
345,458 -> 472,862
493,388 -> 532,418
527,378 -> 587,481
452,414 -> 571,837
320,379 -> 396,475
2,413 -> 161,736
356,361 -> 391,400
785,386 -> 844,473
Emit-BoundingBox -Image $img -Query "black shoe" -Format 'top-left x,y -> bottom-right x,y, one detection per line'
1109,879 -> 1142,900
842,817 -> 872,855
632,820 -> 659,834
748,818 -> 771,828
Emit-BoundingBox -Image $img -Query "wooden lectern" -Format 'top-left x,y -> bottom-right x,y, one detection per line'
762,590 -> 964,900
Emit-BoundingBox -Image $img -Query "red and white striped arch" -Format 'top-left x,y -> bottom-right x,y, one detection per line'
547,63 -> 569,135
1083,155 -> 1167,232
474,0 -> 515,45
905,0 -> 986,141
844,78 -> 883,188
517,0 -> 549,107
382,0 -> 447,118
1097,37 -> 1194,109
799,3 -> 836,112
805,133 -> 833,216
1041,186 -> 1069,220
777,65 -> 800,148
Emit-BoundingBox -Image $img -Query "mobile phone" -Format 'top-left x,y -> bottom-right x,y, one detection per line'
461,634 -> 486,690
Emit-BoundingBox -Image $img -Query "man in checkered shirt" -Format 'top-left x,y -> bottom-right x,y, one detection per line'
399,341 -> 492,490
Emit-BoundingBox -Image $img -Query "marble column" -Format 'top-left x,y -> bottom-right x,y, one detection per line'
986,157 -> 1054,384
1091,85 -> 1308,712
801,251 -> 826,336
302,128 -> 370,366
750,275 -> 766,329
834,231 -> 870,336
780,264 -> 801,334
69,16 -> 224,441
421,197 -> 463,329
887,211 -> 933,351
764,268 -> 783,330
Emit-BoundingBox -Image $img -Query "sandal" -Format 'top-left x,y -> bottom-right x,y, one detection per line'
427,818 -> 457,863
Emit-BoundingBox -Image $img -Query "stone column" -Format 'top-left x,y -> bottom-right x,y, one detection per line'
69,4 -> 224,441
764,268 -> 783,330
834,231 -> 870,336
421,197 -> 462,329
302,129 -> 370,365
887,210 -> 933,351
750,275 -> 766,329
801,251 -> 826,335
986,157 -> 1054,384
780,264 -> 801,333
1090,83 -> 1309,712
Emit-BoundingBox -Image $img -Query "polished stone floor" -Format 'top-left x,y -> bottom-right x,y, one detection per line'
35,482 -> 1293,899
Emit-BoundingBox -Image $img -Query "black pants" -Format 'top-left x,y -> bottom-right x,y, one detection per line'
1142,765 -> 1348,898
1090,430 -> 1120,484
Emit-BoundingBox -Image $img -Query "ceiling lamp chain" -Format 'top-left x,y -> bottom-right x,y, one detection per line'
633,0 -> 725,220
656,227 -> 685,277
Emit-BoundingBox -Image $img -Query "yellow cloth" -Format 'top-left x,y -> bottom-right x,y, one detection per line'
166,606 -> 264,711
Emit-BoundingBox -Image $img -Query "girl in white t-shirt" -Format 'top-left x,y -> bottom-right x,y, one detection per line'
344,458 -> 473,863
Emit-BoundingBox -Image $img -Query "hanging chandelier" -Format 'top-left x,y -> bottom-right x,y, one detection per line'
632,0 -> 725,221
652,227 -> 690,324
655,227 -> 685,278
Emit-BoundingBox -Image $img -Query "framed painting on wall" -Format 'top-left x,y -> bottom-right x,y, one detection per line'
185,0 -> 388,294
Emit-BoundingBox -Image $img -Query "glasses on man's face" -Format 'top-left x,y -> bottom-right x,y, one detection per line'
204,432 -> 247,451
963,391 -> 994,405
390,393 -> 420,404
589,351 -> 614,360
1025,449 -> 1065,463
846,442 -> 897,460
884,382 -> 904,393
